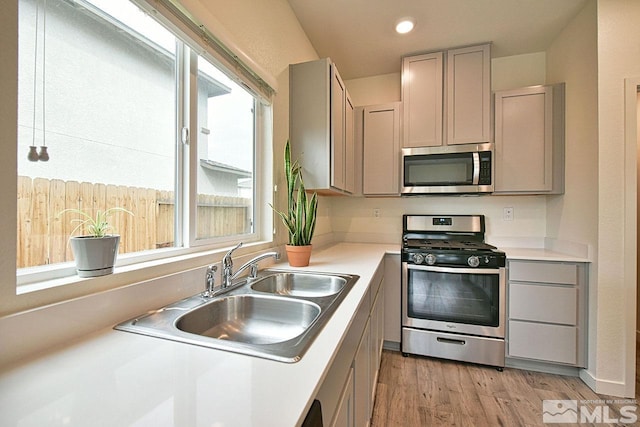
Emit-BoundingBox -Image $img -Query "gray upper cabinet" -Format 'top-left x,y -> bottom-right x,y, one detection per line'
402,43 -> 491,148
289,58 -> 355,195
402,52 -> 443,148
494,83 -> 565,194
447,44 -> 491,145
363,103 -> 401,196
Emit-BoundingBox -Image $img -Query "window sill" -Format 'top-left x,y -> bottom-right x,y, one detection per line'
11,240 -> 279,315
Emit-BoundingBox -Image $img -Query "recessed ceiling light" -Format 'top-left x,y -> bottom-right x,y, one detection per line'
395,18 -> 415,34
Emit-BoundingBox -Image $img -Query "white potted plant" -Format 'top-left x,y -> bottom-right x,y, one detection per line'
271,140 -> 318,267
58,207 -> 133,277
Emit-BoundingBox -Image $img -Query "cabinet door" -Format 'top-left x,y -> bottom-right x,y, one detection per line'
354,319 -> 371,427
331,66 -> 346,190
383,254 -> 401,343
363,103 -> 401,195
494,85 -> 562,193
370,284 -> 384,415
446,44 -> 491,145
509,283 -> 577,325
402,52 -> 443,147
508,320 -> 577,365
331,367 -> 354,427
344,93 -> 355,194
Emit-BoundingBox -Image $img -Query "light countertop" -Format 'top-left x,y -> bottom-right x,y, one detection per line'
502,247 -> 590,263
0,243 -> 396,427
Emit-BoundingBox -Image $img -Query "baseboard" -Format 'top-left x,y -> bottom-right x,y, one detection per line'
505,357 -> 581,377
383,340 -> 400,351
580,369 -> 635,398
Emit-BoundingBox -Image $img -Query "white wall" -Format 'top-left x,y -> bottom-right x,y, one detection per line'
347,72 -> 401,105
594,0 -> 640,397
545,0 -> 601,389
491,52 -> 546,91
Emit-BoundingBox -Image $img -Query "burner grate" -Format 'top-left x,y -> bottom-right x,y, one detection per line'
403,239 -> 497,251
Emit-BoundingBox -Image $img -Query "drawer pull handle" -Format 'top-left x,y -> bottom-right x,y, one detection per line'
437,337 -> 466,345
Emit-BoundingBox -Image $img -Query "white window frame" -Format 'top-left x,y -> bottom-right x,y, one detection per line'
13,0 -> 275,292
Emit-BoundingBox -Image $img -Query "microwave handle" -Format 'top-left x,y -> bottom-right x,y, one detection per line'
472,152 -> 480,185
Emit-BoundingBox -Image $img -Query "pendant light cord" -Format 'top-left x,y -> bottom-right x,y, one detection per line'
31,0 -> 40,150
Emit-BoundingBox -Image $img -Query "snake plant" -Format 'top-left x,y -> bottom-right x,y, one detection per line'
271,140 -> 318,246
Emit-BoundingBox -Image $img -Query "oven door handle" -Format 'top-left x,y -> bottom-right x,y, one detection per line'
405,263 -> 500,275
437,337 -> 466,346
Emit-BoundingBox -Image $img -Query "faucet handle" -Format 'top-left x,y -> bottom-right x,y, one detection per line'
223,242 -> 243,267
206,264 -> 218,276
249,263 -> 259,278
204,265 -> 218,297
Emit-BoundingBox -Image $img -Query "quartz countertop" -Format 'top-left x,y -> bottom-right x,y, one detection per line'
0,243 -> 396,427
502,247 -> 591,263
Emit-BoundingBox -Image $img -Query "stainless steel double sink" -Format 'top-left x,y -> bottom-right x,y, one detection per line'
115,269 -> 359,363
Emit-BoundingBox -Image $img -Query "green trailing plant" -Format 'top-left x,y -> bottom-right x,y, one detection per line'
58,207 -> 133,238
270,140 -> 318,246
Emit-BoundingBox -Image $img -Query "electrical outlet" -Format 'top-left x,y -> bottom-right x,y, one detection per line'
373,208 -> 381,218
503,207 -> 514,221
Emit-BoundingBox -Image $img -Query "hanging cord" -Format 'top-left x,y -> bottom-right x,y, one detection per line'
39,0 -> 49,161
28,0 -> 49,162
27,0 -> 40,161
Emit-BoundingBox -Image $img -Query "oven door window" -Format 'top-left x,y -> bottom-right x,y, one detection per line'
404,153 -> 474,186
407,268 -> 500,327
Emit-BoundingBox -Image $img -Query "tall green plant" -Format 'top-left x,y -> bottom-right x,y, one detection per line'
271,140 -> 318,246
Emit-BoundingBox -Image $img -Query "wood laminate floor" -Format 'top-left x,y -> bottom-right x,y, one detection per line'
371,349 -> 640,427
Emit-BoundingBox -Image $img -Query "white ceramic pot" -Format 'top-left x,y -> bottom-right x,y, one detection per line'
70,235 -> 120,278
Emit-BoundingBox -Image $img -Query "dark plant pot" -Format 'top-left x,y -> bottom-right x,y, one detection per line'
286,244 -> 312,267
70,235 -> 120,278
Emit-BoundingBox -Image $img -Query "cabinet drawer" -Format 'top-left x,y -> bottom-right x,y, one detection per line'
509,283 -> 577,325
508,320 -> 577,365
509,260 -> 577,285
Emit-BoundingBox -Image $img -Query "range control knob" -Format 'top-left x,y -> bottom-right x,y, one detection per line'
425,253 -> 437,265
413,253 -> 424,264
467,255 -> 480,268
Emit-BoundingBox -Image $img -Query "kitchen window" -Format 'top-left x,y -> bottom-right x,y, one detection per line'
16,0 -> 272,285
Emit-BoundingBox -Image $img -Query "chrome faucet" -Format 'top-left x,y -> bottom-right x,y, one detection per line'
231,251 -> 281,282
221,242 -> 280,288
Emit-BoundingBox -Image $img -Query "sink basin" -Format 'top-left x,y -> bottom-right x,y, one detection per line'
175,295 -> 320,344
115,269 -> 359,362
251,272 -> 346,297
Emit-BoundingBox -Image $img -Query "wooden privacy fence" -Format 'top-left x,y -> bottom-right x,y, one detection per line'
17,176 -> 251,268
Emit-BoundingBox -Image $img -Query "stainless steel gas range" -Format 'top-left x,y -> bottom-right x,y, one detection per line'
401,214 -> 506,369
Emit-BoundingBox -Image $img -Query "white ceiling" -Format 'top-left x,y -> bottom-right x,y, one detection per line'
287,0 -> 588,80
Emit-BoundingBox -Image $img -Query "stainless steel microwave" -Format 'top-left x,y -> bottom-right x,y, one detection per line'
401,143 -> 494,195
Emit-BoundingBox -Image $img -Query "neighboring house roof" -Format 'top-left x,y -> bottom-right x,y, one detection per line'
199,159 -> 252,178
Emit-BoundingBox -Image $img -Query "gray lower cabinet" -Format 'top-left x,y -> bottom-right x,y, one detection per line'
315,262 -> 385,426
383,254 -> 401,344
507,260 -> 587,367
332,368 -> 354,427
